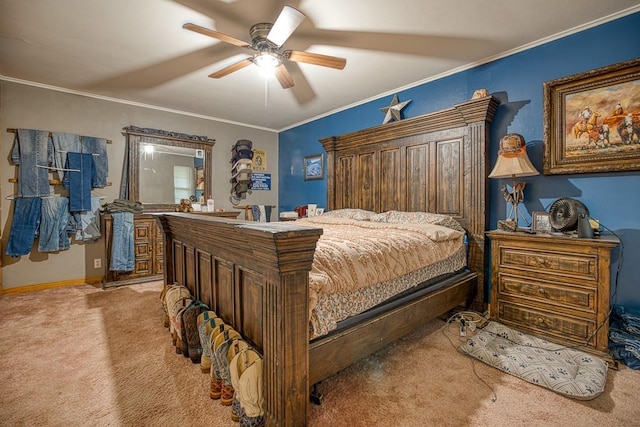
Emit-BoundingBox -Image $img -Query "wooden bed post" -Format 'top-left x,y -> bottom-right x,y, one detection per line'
238,224 -> 322,427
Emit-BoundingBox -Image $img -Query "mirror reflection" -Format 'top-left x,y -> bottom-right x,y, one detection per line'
138,144 -> 205,204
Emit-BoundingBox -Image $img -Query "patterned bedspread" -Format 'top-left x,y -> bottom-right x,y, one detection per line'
296,216 -> 466,338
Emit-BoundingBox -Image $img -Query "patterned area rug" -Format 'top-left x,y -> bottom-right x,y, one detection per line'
459,321 -> 608,400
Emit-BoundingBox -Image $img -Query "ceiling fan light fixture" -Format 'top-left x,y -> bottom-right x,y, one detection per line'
254,52 -> 281,69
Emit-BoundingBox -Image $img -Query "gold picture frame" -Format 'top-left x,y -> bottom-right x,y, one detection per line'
543,58 -> 640,175
532,211 -> 551,233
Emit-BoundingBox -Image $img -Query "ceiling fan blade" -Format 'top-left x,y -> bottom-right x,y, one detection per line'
286,62 -> 316,105
208,58 -> 253,79
183,23 -> 251,48
285,50 -> 346,70
267,6 -> 305,47
274,64 -> 295,89
85,44 -> 238,89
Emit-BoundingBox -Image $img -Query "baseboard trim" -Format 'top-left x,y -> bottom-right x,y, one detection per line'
0,276 -> 104,295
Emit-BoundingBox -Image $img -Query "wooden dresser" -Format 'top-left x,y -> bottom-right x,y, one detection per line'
487,230 -> 619,365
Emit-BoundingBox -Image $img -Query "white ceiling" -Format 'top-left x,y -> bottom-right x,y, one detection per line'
1,0 -> 639,131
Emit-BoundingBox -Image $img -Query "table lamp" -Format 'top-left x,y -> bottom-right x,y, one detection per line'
489,133 -> 539,231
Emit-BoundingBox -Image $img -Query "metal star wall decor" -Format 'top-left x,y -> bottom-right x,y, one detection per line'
380,94 -> 412,124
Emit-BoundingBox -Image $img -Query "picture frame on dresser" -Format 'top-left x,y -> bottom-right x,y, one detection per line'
543,57 -> 640,175
532,211 -> 551,233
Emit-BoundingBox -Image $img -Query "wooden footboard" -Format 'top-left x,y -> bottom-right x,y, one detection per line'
157,213 -> 322,426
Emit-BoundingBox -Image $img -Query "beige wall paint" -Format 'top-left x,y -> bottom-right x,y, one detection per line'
0,81 -> 278,290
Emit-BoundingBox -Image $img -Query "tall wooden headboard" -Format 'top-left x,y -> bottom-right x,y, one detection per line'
320,95 -> 499,309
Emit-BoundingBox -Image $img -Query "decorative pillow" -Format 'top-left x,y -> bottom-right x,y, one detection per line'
321,208 -> 377,221
459,321 -> 608,400
370,211 -> 465,233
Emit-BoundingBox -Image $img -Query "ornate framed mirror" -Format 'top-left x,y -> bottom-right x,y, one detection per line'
123,126 -> 215,212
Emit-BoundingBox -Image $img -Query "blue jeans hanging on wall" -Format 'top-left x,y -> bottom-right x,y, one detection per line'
82,136 -> 109,187
51,132 -> 81,182
63,152 -> 96,212
38,196 -> 71,253
5,197 -> 42,257
11,129 -> 53,197
70,196 -> 102,242
110,212 -> 134,271
52,133 -> 109,187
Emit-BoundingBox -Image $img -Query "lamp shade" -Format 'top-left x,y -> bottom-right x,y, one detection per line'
488,133 -> 539,179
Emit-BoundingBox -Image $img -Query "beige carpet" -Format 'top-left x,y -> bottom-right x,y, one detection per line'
0,280 -> 638,426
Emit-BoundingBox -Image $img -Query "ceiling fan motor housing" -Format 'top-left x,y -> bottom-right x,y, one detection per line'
549,197 -> 589,232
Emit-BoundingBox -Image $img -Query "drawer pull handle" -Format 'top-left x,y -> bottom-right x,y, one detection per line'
538,288 -> 545,294
534,317 -> 549,328
530,256 -> 550,268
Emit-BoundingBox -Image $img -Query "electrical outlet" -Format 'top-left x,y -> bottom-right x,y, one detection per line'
93,258 -> 102,269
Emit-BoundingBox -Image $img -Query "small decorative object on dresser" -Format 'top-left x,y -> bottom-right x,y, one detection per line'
531,211 -> 551,233
487,230 -> 620,367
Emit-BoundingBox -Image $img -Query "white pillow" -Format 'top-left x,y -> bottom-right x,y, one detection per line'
321,208 -> 377,221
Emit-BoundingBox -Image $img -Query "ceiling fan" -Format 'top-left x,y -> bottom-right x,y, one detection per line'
183,5 -> 346,89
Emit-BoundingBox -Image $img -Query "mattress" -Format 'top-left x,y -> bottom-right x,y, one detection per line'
296,214 -> 466,339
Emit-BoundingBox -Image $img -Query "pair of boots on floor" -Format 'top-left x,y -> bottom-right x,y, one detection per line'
198,310 -> 264,426
161,284 -> 264,426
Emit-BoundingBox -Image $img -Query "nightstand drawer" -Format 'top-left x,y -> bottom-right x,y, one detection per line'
497,300 -> 595,346
488,231 -> 619,364
498,273 -> 596,312
499,246 -> 598,282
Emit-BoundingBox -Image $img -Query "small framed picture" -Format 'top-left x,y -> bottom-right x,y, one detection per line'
532,211 -> 552,233
315,208 -> 324,215
304,154 -> 324,180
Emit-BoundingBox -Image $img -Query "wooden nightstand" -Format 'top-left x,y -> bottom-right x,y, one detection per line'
487,230 -> 619,366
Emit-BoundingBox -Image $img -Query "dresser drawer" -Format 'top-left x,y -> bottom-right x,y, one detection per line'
498,246 -> 598,283
497,273 -> 596,313
497,300 -> 596,346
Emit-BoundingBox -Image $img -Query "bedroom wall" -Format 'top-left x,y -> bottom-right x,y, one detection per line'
0,82 -> 278,291
278,11 -> 640,310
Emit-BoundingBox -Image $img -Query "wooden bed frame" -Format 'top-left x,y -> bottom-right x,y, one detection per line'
156,95 -> 499,426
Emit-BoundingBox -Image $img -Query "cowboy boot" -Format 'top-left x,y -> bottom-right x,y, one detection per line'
229,343 -> 252,422
198,314 -> 223,373
174,298 -> 192,355
209,324 -> 233,399
213,328 -> 241,404
183,301 -> 210,363
220,338 -> 249,406
166,286 -> 191,344
235,349 -> 264,427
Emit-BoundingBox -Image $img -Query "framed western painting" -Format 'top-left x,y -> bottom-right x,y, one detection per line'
543,58 -> 640,175
304,154 -> 324,180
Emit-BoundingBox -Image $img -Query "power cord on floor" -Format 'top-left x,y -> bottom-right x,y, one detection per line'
441,311 -> 497,403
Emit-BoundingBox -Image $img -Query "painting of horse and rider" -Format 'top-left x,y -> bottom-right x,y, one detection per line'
544,58 -> 640,175
566,80 -> 640,154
